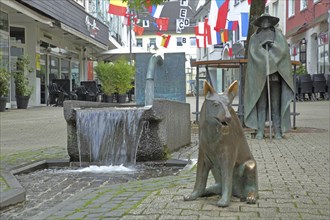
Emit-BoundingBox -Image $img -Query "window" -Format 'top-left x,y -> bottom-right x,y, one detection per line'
300,0 -> 307,11
190,37 -> 196,46
0,10 -> 9,32
265,6 -> 269,14
143,20 -> 149,28
136,38 -> 143,47
177,37 -> 183,46
149,38 -> 156,48
318,33 -> 329,74
273,1 -> 278,17
10,27 -> 25,44
73,0 -> 85,7
234,0 -> 239,6
288,0 -> 295,17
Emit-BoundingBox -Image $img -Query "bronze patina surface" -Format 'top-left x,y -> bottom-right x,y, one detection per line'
184,81 -> 258,207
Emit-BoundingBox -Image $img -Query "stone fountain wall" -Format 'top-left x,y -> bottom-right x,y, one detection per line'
63,100 -> 190,163
135,53 -> 186,106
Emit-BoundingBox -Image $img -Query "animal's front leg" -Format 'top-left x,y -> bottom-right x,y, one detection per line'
217,161 -> 234,207
184,149 -> 210,201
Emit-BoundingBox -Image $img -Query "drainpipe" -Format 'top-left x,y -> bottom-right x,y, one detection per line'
144,54 -> 163,106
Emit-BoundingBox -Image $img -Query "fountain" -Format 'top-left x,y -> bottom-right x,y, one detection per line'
63,52 -> 190,165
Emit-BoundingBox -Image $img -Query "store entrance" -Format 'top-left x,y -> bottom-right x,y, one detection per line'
38,54 -> 80,104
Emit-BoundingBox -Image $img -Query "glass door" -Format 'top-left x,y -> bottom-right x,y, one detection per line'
71,60 -> 80,89
61,58 -> 70,80
38,54 -> 47,104
49,56 -> 59,83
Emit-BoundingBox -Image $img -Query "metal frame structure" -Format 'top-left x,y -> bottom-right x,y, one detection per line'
191,59 -> 301,128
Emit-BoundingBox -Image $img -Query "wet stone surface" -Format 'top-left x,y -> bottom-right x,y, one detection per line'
1,163 -> 182,220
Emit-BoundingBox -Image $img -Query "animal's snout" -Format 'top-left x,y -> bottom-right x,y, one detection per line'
221,115 -> 231,126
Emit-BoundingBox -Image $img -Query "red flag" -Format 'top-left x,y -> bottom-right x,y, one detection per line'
108,0 -> 127,16
155,17 -> 169,31
133,25 -> 144,36
214,0 -> 229,32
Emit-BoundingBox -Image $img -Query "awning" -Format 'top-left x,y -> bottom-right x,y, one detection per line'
2,0 -> 53,27
61,23 -> 108,51
98,46 -> 151,60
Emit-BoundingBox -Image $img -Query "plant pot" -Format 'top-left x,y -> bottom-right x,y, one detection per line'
0,97 -> 8,112
117,94 -> 127,103
104,94 -> 114,103
16,95 -> 30,109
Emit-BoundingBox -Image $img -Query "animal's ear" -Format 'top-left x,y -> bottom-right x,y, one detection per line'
225,80 -> 238,103
204,81 -> 216,97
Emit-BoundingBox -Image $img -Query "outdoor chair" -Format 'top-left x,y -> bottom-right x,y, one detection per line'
297,75 -> 314,101
47,83 -> 65,106
75,86 -> 89,101
312,74 -> 326,100
80,81 -> 102,101
52,79 -> 77,100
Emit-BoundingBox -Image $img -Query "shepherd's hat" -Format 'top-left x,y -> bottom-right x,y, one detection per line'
252,13 -> 279,28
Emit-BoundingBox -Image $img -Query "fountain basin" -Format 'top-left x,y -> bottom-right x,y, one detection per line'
63,99 -> 191,164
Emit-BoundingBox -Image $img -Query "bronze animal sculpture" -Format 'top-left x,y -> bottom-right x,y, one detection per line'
184,81 -> 258,207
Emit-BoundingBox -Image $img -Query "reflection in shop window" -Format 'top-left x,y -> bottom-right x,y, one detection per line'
71,60 -> 80,89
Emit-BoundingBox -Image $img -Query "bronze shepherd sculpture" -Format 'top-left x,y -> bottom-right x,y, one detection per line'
184,81 -> 258,207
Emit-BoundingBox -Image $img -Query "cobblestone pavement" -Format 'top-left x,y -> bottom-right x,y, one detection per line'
0,100 -> 329,220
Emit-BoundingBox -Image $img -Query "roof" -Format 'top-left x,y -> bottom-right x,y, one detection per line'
136,0 -> 197,35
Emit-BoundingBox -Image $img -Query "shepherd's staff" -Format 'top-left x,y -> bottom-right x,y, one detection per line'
265,43 -> 272,142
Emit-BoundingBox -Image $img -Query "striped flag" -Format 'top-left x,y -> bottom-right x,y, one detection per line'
208,0 -> 230,32
221,30 -> 228,42
151,5 -> 164,18
108,0 -> 127,16
156,32 -> 171,48
227,21 -> 238,31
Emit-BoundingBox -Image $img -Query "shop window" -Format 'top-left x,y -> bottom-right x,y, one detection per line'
136,38 -> 143,47
10,27 -> 25,44
0,11 -> 9,32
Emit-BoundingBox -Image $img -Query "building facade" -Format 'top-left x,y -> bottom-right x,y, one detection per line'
0,0 -> 121,108
134,0 -> 197,95
286,0 -> 329,75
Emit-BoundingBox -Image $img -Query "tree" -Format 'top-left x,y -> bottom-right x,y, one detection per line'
123,0 -> 164,10
244,0 -> 266,59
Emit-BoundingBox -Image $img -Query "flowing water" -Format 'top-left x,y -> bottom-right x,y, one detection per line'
76,107 -> 150,166
144,79 -> 155,106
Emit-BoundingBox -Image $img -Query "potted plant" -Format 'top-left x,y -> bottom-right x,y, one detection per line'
112,58 -> 135,103
0,68 -> 10,112
94,61 -> 116,103
12,56 -> 34,109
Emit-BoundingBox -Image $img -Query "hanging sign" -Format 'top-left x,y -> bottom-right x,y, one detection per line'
85,16 -> 99,38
